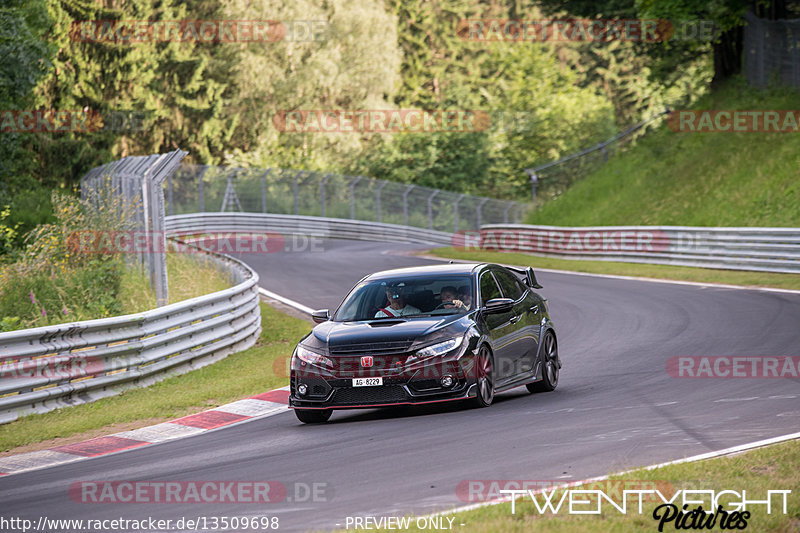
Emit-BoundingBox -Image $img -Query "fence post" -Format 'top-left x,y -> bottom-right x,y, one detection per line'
476,197 -> 489,229
320,173 -> 332,217
525,169 -> 539,201
453,193 -> 465,232
427,190 -> 439,230
260,169 -> 271,213
197,166 -> 208,212
503,201 -> 513,224
350,176 -> 362,219
403,184 -> 415,227
376,180 -> 388,222
293,171 -> 304,215
167,172 -> 174,216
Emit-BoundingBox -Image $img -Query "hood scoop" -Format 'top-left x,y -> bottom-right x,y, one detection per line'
367,320 -> 406,327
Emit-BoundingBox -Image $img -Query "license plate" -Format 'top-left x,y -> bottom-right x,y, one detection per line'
352,377 -> 383,387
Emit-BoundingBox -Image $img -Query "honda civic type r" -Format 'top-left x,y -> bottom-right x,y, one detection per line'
288,263 -> 561,423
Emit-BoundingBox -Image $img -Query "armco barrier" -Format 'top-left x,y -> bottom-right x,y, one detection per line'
165,212 -> 455,246
0,249 -> 261,424
474,225 -> 800,274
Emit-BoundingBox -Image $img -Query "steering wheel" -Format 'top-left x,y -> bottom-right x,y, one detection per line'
435,301 -> 455,310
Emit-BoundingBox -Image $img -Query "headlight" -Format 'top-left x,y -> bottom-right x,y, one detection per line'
294,345 -> 334,369
416,336 -> 464,359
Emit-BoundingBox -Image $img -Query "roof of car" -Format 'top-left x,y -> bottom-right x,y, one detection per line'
365,263 -> 486,280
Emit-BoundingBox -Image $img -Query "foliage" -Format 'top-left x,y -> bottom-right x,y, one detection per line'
221,0 -> 401,172
0,186 -> 136,329
524,77 -> 800,227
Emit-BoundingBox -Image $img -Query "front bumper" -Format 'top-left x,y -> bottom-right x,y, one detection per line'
289,352 -> 477,409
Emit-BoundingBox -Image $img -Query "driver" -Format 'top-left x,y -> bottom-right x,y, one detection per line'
440,286 -> 468,311
375,284 -> 421,318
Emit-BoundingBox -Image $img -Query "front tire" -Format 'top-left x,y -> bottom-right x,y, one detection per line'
527,331 -> 559,393
472,345 -> 495,407
295,408 -> 332,424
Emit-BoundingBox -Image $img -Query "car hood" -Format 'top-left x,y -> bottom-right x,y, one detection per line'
310,314 -> 470,350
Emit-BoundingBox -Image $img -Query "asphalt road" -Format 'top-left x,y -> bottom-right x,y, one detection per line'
2,239 -> 800,532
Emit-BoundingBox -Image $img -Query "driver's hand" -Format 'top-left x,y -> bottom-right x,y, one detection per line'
451,299 -> 463,308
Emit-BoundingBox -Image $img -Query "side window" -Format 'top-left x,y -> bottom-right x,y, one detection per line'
493,269 -> 524,301
479,271 -> 502,305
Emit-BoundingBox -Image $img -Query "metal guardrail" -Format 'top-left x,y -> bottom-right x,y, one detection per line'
0,249 -> 261,424
165,212 -> 455,246
477,225 -> 800,274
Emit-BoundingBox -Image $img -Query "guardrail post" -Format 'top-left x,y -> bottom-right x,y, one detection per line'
453,193 -> 465,232
427,190 -> 439,230
350,176 -> 363,219
476,197 -> 489,229
402,184 -> 415,227
376,180 -> 388,222
320,173 -> 332,217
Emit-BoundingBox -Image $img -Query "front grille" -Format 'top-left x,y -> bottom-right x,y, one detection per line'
332,355 -> 406,377
329,340 -> 412,356
333,385 -> 408,404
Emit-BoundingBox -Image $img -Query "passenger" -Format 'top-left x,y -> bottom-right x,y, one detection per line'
440,286 -> 468,311
375,285 -> 421,318
458,285 -> 472,309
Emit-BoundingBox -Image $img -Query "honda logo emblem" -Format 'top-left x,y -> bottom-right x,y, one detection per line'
360,356 -> 373,367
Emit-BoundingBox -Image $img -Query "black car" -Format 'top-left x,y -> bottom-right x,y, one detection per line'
289,263 -> 560,423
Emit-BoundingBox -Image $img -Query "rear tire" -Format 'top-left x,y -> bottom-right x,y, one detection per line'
472,345 -> 495,407
295,408 -> 332,424
527,331 -> 559,393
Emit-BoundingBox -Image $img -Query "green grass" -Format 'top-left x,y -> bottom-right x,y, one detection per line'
358,439 -> 800,532
430,248 -> 800,291
526,77 -> 800,227
0,303 -> 309,453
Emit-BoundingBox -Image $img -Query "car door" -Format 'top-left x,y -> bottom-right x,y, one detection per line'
478,269 -> 517,382
492,268 -> 541,377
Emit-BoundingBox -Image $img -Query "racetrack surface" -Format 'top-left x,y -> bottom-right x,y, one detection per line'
2,239 -> 799,532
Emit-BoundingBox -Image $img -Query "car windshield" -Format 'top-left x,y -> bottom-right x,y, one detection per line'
333,274 -> 474,321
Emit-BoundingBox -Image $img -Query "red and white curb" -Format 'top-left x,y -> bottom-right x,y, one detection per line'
0,387 -> 290,477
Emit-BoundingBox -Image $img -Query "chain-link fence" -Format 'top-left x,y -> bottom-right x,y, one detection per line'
524,110 -> 670,202
166,165 -> 528,233
744,12 -> 800,89
81,151 -> 187,306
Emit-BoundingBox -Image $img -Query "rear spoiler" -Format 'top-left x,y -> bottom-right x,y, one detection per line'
507,266 -> 543,289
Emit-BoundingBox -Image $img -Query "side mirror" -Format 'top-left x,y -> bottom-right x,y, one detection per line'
483,298 -> 515,314
311,309 -> 330,323
526,267 -> 543,289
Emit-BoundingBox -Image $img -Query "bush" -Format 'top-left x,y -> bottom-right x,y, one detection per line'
0,187 -> 136,330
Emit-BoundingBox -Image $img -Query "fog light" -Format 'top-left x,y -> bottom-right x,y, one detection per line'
297,384 -> 308,395
441,375 -> 454,388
